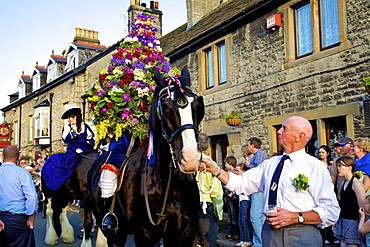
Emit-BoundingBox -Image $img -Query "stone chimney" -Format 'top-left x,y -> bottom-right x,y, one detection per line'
73,28 -> 100,45
186,0 -> 220,28
128,0 -> 163,38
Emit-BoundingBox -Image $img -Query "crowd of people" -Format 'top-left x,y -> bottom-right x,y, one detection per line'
3,111 -> 370,247
203,116 -> 370,247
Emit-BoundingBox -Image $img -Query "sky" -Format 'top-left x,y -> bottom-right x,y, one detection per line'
0,0 -> 187,121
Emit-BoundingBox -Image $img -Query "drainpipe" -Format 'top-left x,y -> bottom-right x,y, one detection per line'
81,94 -> 89,122
18,104 -> 22,149
49,93 -> 54,152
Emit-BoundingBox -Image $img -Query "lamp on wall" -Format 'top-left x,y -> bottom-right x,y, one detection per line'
12,108 -> 16,112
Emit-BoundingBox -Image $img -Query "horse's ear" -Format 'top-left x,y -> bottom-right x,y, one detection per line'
154,68 -> 164,88
180,66 -> 191,87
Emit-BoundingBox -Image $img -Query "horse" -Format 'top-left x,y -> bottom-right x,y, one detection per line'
88,67 -> 205,247
41,152 -> 98,247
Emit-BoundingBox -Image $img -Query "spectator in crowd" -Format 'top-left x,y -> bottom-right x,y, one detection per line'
234,163 -> 253,247
196,133 -> 223,247
331,137 -> 354,200
318,145 -> 333,169
223,156 -> 240,242
317,145 -> 337,245
333,156 -> 365,246
359,195 -> 370,247
202,116 -> 340,246
0,145 -> 38,247
247,137 -> 267,247
353,137 -> 370,192
241,144 -> 253,168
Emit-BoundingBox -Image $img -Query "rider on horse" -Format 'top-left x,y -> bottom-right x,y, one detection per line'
42,107 -> 95,191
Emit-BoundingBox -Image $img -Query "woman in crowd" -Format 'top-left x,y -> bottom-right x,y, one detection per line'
318,145 -> 333,169
42,107 -> 95,191
333,156 -> 366,247
234,162 -> 253,247
353,137 -> 370,192
223,156 -> 240,242
359,195 -> 370,247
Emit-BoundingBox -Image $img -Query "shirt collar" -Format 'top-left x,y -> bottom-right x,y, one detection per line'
1,161 -> 17,166
283,148 -> 306,162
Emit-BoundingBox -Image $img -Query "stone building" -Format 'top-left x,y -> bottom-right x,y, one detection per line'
160,0 -> 370,164
1,2 -> 161,160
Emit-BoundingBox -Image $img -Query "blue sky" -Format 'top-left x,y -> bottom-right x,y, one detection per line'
0,0 -> 186,120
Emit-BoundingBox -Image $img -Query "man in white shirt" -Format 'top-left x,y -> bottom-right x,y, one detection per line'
202,116 -> 340,247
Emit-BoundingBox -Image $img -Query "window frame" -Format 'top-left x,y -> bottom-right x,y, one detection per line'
34,107 -> 50,138
284,0 -> 349,68
200,36 -> 230,91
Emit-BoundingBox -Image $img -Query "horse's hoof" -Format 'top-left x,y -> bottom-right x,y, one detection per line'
62,237 -> 74,244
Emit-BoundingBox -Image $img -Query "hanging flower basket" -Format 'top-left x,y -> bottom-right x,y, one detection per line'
365,86 -> 370,95
225,118 -> 243,126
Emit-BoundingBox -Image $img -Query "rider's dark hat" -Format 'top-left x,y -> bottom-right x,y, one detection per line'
61,108 -> 81,119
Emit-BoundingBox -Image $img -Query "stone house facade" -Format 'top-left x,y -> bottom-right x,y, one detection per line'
161,0 -> 370,164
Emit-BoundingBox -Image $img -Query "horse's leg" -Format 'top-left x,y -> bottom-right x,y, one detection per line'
95,227 -> 109,247
44,198 -> 58,245
60,205 -> 75,243
80,201 -> 93,247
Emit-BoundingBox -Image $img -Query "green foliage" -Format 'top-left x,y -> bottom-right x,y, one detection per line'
221,111 -> 244,121
293,174 -> 310,191
20,155 -> 33,161
359,77 -> 370,86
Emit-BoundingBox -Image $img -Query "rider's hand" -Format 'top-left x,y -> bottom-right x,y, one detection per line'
76,149 -> 83,154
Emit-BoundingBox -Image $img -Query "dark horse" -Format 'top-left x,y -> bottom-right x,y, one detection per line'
41,152 -> 98,247
88,67 -> 204,246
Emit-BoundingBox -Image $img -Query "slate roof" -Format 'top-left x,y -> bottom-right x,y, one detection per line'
35,65 -> 47,73
8,92 -> 18,97
161,0 -> 282,59
51,55 -> 67,63
20,75 -> 32,83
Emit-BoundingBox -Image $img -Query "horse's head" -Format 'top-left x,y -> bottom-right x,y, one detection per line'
152,67 -> 204,174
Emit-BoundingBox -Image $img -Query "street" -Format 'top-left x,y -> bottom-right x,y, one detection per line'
33,208 -> 136,247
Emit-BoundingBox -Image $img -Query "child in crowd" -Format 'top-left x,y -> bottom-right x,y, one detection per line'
234,163 -> 253,247
359,195 -> 370,247
223,156 -> 240,242
333,156 -> 365,247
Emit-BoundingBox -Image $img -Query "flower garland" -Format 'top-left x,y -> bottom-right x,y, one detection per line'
87,12 -> 179,147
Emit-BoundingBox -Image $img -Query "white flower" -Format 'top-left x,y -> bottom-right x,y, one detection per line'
137,87 -> 150,97
125,59 -> 131,64
113,67 -> 123,76
148,43 -> 153,47
154,40 -> 160,45
156,47 -> 163,52
134,69 -> 145,81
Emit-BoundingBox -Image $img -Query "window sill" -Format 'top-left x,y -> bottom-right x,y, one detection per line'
284,40 -> 350,69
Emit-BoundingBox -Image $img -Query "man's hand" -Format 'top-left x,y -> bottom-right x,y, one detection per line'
26,213 -> 36,229
76,148 -> 83,154
0,220 -> 4,232
265,207 -> 297,229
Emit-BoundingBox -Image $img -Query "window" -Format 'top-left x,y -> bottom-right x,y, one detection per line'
205,48 -> 214,88
28,115 -> 33,142
65,50 -> 76,71
201,37 -> 229,90
18,83 -> 26,98
13,121 -> 18,144
33,74 -> 40,91
218,42 -> 227,84
286,0 -> 347,65
296,3 -> 313,56
320,0 -> 340,48
47,64 -> 55,83
34,107 -> 49,138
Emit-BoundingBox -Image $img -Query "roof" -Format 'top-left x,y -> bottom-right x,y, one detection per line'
20,75 -> 32,84
51,54 -> 67,63
161,0 -> 282,60
73,41 -> 107,51
8,92 -> 18,97
33,100 -> 50,108
34,65 -> 47,73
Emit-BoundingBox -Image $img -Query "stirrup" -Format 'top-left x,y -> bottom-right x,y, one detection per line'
102,212 -> 118,231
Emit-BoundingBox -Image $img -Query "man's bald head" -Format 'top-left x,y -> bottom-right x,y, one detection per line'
278,116 -> 313,153
2,145 -> 20,163
286,116 -> 313,142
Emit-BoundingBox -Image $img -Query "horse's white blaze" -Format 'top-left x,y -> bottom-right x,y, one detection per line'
96,227 -> 109,247
178,96 -> 201,172
45,198 -> 58,245
60,205 -> 74,243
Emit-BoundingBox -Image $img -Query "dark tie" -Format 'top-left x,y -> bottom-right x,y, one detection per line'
268,155 -> 290,205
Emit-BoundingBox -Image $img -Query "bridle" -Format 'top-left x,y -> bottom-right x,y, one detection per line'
156,80 -> 200,171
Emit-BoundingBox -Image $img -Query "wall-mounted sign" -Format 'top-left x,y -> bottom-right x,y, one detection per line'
266,14 -> 282,30
0,124 -> 10,139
